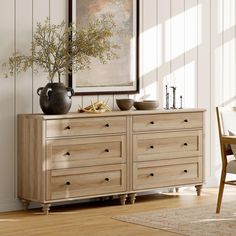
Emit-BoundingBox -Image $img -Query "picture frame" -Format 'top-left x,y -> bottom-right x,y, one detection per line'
68,0 -> 140,95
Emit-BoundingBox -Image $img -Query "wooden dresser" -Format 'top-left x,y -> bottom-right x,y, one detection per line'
18,109 -> 205,214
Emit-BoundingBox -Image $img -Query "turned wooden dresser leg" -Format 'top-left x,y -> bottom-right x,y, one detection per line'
21,199 -> 30,210
195,185 -> 202,196
42,203 -> 51,215
119,194 -> 128,205
175,187 -> 179,193
129,193 -> 137,204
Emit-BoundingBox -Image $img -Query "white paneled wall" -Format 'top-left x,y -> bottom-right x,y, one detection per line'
210,0 -> 236,183
0,0 -> 235,211
0,0 -> 16,210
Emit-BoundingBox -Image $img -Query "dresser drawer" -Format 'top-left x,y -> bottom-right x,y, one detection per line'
46,164 -> 126,200
46,116 -> 127,137
46,135 -> 126,169
133,158 -> 201,190
133,130 -> 202,161
133,112 -> 202,132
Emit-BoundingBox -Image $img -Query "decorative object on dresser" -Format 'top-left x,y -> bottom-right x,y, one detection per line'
165,85 -> 183,110
78,100 -> 112,113
133,100 -> 159,110
116,99 -> 134,111
3,16 -> 118,114
18,109 -> 205,214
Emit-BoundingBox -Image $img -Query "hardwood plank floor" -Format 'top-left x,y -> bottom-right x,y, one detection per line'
0,187 -> 236,236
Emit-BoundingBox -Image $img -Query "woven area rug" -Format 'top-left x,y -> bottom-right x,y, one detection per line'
113,201 -> 236,236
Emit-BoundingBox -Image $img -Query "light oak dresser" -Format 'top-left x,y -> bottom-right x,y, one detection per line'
18,108 -> 205,214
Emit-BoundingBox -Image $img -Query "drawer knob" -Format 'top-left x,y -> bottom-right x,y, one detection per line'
184,170 -> 188,173
150,145 -> 154,149
65,181 -> 71,185
105,149 -> 110,153
65,126 -> 71,130
65,152 -> 71,156
105,124 -> 110,128
105,178 -> 110,182
184,143 -> 188,146
184,119 -> 188,123
150,121 -> 155,125
150,173 -> 155,177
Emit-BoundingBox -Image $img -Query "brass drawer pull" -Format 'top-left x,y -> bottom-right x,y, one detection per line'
150,121 -> 155,125
65,126 -> 71,130
65,181 -> 71,185
105,124 -> 110,127
150,173 -> 155,177
105,178 -> 110,182
184,170 -> 188,173
184,143 -> 188,146
184,119 -> 188,123
150,145 -> 154,149
105,149 -> 110,152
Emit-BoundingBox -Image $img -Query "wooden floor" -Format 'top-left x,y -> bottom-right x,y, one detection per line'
0,187 -> 236,236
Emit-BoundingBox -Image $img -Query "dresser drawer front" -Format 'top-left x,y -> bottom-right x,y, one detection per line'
47,164 -> 126,200
133,159 -> 201,190
133,112 -> 202,132
47,135 -> 126,169
46,117 -> 127,137
133,131 -> 202,161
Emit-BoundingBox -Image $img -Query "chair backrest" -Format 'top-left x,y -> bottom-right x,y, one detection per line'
217,107 -> 236,136
216,107 -> 236,159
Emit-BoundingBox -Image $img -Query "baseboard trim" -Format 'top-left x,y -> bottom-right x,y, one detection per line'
0,199 -> 22,212
204,176 -> 219,187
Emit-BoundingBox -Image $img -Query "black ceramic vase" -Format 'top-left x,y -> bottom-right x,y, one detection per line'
37,83 -> 74,115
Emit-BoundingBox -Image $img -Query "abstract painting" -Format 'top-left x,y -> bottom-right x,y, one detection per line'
69,0 -> 139,95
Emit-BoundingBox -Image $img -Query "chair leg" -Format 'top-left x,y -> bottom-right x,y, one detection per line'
216,170 -> 226,214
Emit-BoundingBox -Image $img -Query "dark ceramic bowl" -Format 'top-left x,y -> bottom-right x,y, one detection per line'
116,99 -> 134,111
133,100 -> 159,110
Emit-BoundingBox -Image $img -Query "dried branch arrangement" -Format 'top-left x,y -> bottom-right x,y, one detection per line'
79,101 -> 111,113
3,16 -> 119,82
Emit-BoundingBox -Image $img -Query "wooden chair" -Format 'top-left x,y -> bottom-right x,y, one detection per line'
216,107 -> 236,213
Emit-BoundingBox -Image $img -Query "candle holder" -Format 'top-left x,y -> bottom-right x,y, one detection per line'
170,86 -> 177,109
165,85 -> 170,110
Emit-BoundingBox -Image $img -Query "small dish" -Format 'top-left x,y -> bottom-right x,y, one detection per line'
133,100 -> 159,110
116,99 -> 134,111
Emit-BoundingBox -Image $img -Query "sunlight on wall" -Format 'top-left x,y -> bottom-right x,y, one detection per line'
141,24 -> 160,76
163,62 -> 196,108
223,0 -> 235,33
184,62 -> 196,108
144,80 -> 157,100
214,46 -> 223,105
140,4 -> 201,106
211,0 -> 236,109
223,39 -> 236,106
166,5 -> 201,61
141,5 -> 201,77
186,6 -> 198,53
169,9 -> 185,61
218,0 -> 223,34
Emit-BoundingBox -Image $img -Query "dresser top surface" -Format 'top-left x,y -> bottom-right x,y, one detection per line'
18,108 -> 206,120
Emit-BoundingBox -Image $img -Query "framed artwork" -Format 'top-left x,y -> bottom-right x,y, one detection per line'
68,0 -> 139,95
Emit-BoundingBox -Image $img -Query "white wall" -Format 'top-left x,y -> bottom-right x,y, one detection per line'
0,0 -> 232,212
